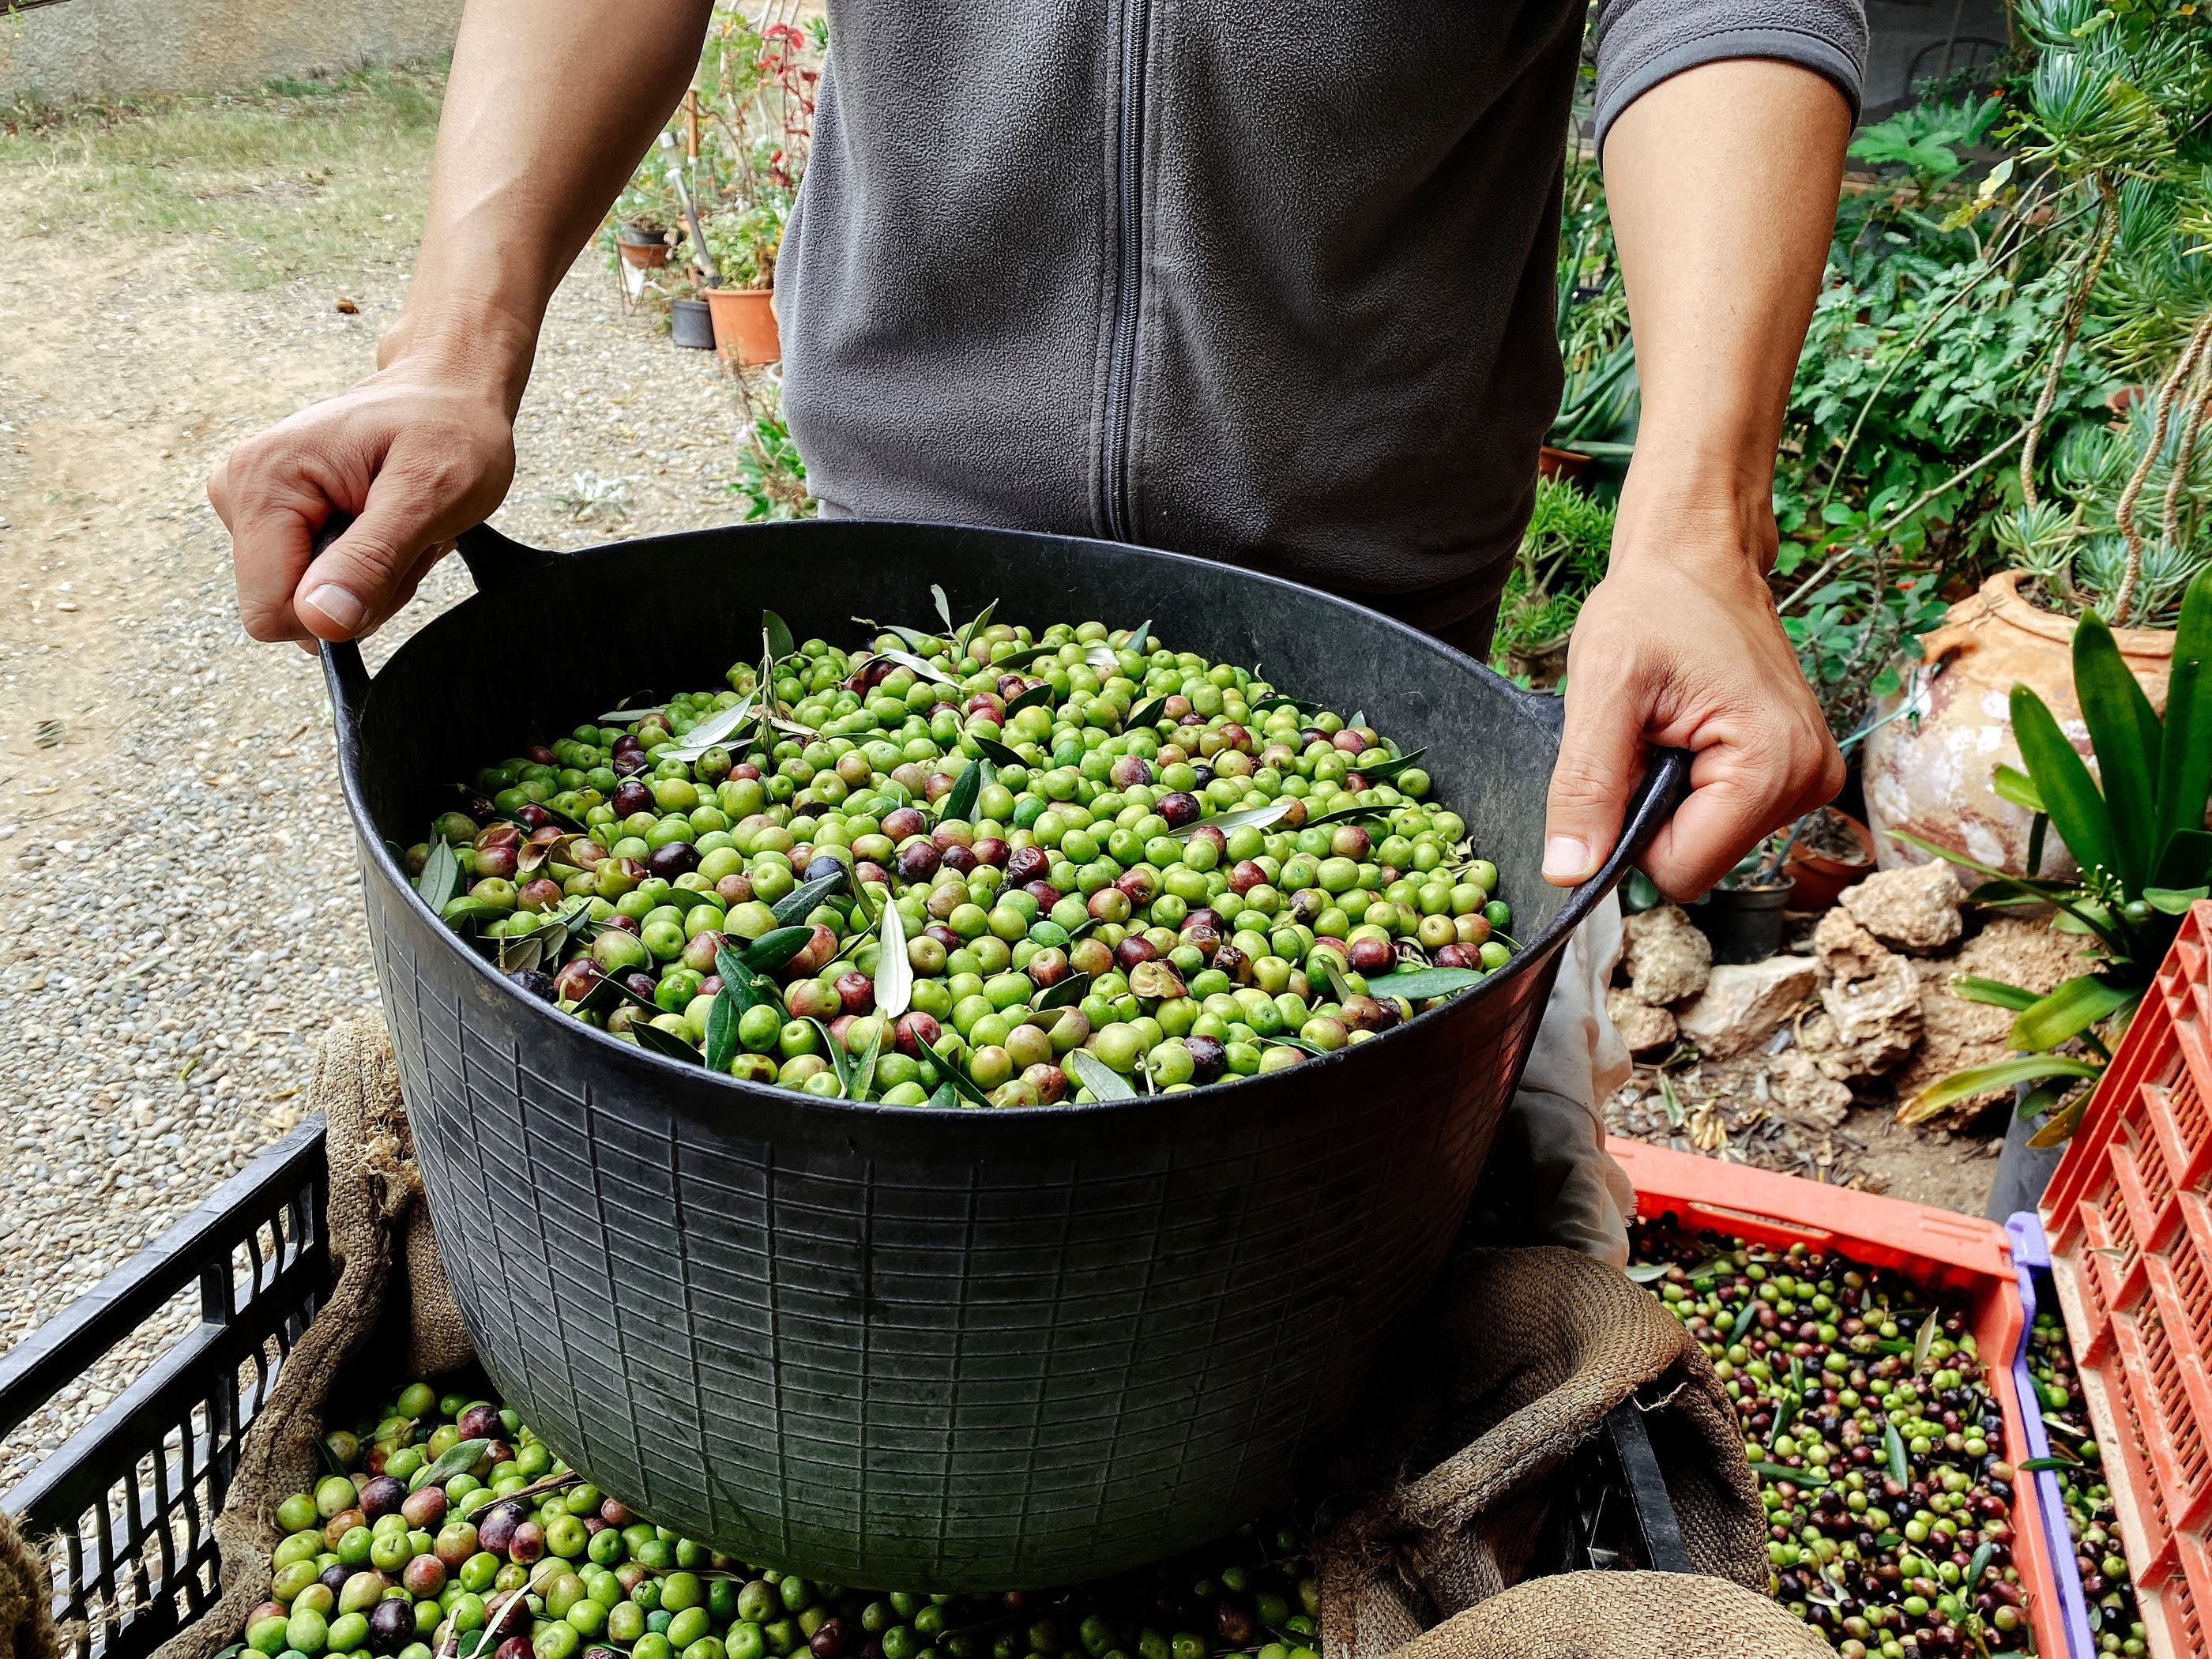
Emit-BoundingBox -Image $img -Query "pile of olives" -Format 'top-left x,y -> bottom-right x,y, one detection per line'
2025,1310 -> 2145,1656
241,1382 -> 1323,1659
410,611 -> 1514,1105
1631,1219 -> 2036,1658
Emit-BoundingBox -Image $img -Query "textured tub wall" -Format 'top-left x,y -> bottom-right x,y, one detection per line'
0,0 -> 457,105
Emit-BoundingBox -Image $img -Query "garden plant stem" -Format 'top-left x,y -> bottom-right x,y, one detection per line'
2114,308 -> 2212,623
2020,179 -> 2120,514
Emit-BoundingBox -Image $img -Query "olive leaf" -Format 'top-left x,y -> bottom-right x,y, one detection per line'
772,871 -> 847,925
1123,619 -> 1153,652
1321,957 -> 1356,1006
852,617 -> 941,653
940,759 -> 984,825
1727,1299 -> 1759,1343
931,584 -> 955,632
417,837 -> 461,913
849,1022 -> 883,1102
1884,1421 -> 1910,1485
1367,965 -> 1485,1002
661,694 -> 759,762
2015,1453 -> 2082,1472
578,969 -> 660,1017
412,1437 -> 492,1492
875,901 -> 912,1020
974,735 -> 1023,766
1249,693 -> 1324,715
1357,747 -> 1428,781
1066,1050 -> 1136,1100
762,609 -> 796,660
495,931 -> 547,975
1300,803 -> 1388,830
1036,971 -> 1091,1010
1170,799 -> 1293,839
713,945 -> 775,1014
1084,644 -> 1122,671
740,926 -> 815,974
766,716 -> 820,737
927,1082 -> 960,1110
1747,1462 -> 1830,1488
878,649 -> 960,687
598,701 -> 664,722
633,1022 -> 704,1065
1966,1540 -> 1995,1590
705,990 -> 743,1073
982,642 -> 1061,672
1127,695 -> 1168,728
1004,683 -> 1054,716
808,1018 -> 855,1097
959,598 -> 998,654
1624,1262 -> 1672,1285
915,1033 -> 992,1106
1262,1034 -> 1328,1057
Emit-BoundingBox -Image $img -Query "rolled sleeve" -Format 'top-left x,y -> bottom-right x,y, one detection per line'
1592,0 -> 1868,152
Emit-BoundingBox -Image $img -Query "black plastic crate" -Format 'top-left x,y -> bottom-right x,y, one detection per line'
0,1119 -> 330,1659
0,1115 -> 1683,1659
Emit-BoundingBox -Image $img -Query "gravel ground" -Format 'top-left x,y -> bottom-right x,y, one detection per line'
0,191 -> 770,1495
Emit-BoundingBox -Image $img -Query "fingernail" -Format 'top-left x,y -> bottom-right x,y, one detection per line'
1544,835 -> 1592,882
303,584 -> 365,633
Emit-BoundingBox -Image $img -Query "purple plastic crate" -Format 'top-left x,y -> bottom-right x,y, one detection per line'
2008,1211 -> 2097,1659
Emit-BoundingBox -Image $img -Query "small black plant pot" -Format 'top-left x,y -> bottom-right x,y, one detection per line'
670,298 -> 715,349
1695,879 -> 1796,965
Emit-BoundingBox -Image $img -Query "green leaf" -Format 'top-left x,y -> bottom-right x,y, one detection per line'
1898,1054 -> 2105,1123
1890,830 -> 2127,954
2011,975 -> 2135,1052
2016,1454 -> 2082,1472
1127,695 -> 1168,728
1368,965 -> 1487,1002
1913,1312 -> 1939,1375
1249,692 -> 1324,715
1992,763 -> 2046,814
927,1082 -> 959,1110
1729,1300 -> 1759,1342
914,1033 -> 991,1106
2016,1079 -> 2077,1120
808,1018 -> 854,1097
2028,812 -> 2050,879
771,871 -> 846,925
940,759 -> 984,825
852,618 -> 940,653
931,584 -> 954,632
1066,1050 -> 1137,1100
632,1022 -> 702,1065
974,735 -> 1022,766
849,1022 -> 883,1103
739,926 -> 815,974
713,945 -> 769,1011
1122,618 -> 1153,653
1262,1034 -> 1330,1057
704,989 -> 743,1073
415,1437 -> 491,1491
878,649 -> 959,687
2011,682 -> 2122,889
577,969 -> 660,1018
762,609 -> 796,660
660,693 -> 759,762
2145,885 -> 2211,914
1171,799 -> 1293,839
1624,1262 -> 1672,1284
1321,956 -> 1356,1006
2155,830 -> 2212,890
1950,975 -> 2040,1012
1036,972 -> 1092,1010
1886,1422 -> 1910,1486
417,837 -> 460,913
2156,566 -> 2212,853
1004,683 -> 1054,716
875,901 -> 912,1021
1301,803 -> 1390,830
1358,747 -> 1428,781
959,598 -> 999,653
2072,611 -> 2161,892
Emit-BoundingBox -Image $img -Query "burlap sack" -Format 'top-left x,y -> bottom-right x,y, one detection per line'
150,1020 -> 473,1659
1316,1247 -> 1764,1659
1378,1571 -> 1830,1659
0,1510 -> 59,1659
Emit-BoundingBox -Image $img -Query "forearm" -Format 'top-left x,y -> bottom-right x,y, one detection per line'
1603,58 -> 1850,568
382,0 -> 714,408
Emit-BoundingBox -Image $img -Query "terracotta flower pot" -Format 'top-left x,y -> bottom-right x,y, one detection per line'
1537,446 -> 1591,482
705,286 -> 781,366
618,239 -> 671,271
1782,809 -> 1876,912
1863,571 -> 2176,878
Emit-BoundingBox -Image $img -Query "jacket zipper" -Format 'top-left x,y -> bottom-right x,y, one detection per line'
1100,0 -> 1151,542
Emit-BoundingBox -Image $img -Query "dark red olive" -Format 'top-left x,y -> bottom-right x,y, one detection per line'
1434,943 -> 1476,969
613,748 -> 650,777
1111,755 -> 1153,788
810,1619 -> 849,1659
648,841 -> 698,879
1006,845 -> 1048,886
940,844 -> 977,875
1116,936 -> 1157,971
358,1474 -> 407,1520
1184,1034 -> 1226,1084
475,1502 -> 523,1556
367,1598 -> 416,1655
1026,949 -> 1068,988
1114,867 -> 1157,906
621,969 -> 658,999
897,841 -> 942,882
1349,937 -> 1395,976
612,779 -> 654,817
319,1562 -> 352,1594
970,837 -> 1010,867
495,1639 -> 536,1659
716,872 -> 754,906
835,971 -> 875,1015
1024,1063 -> 1068,1104
882,807 -> 927,842
1158,792 -> 1201,828
893,1012 -> 941,1057
1023,880 -> 1061,909
1228,860 -> 1267,895
506,969 -> 557,1002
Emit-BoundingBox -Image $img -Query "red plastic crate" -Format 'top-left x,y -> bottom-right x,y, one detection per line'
1611,1135 -> 2072,1658
2041,900 -> 2212,1659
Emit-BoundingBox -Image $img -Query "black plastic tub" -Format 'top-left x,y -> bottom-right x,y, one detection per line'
322,517 -> 1686,1589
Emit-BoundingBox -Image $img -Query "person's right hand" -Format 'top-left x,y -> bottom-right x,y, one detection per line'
209,353 -> 517,645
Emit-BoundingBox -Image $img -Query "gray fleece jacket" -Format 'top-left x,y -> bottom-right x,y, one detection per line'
778,0 -> 1865,656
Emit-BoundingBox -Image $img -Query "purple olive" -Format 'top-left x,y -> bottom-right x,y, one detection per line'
648,841 -> 698,879
897,841 -> 942,882
1183,1034 -> 1227,1084
457,1402 -> 503,1440
367,1599 -> 416,1656
1006,846 -> 1048,887
476,1501 -> 523,1556
358,1474 -> 406,1520
1158,792 -> 1201,828
507,969 -> 557,1002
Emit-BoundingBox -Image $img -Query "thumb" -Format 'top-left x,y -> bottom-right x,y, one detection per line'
1544,679 -> 1646,887
291,472 -> 446,641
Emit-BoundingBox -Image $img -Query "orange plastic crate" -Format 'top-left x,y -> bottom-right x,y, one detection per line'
1612,1135 -> 2071,1657
2041,900 -> 2212,1659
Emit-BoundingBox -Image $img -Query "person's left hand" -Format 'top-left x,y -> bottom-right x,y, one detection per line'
1537,486 -> 1842,900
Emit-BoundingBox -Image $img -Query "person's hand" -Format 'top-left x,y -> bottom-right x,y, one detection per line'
1540,491 -> 1842,899
209,348 -> 517,645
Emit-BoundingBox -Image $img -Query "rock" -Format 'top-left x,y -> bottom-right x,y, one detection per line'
1841,863 -> 1966,954
1605,987 -> 1679,1057
1676,957 -> 1823,1059
1621,904 -> 1712,1005
1814,906 -> 1894,985
1772,1051 -> 1853,1127
1811,953 -> 1923,1079
1890,916 -> 2097,1123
